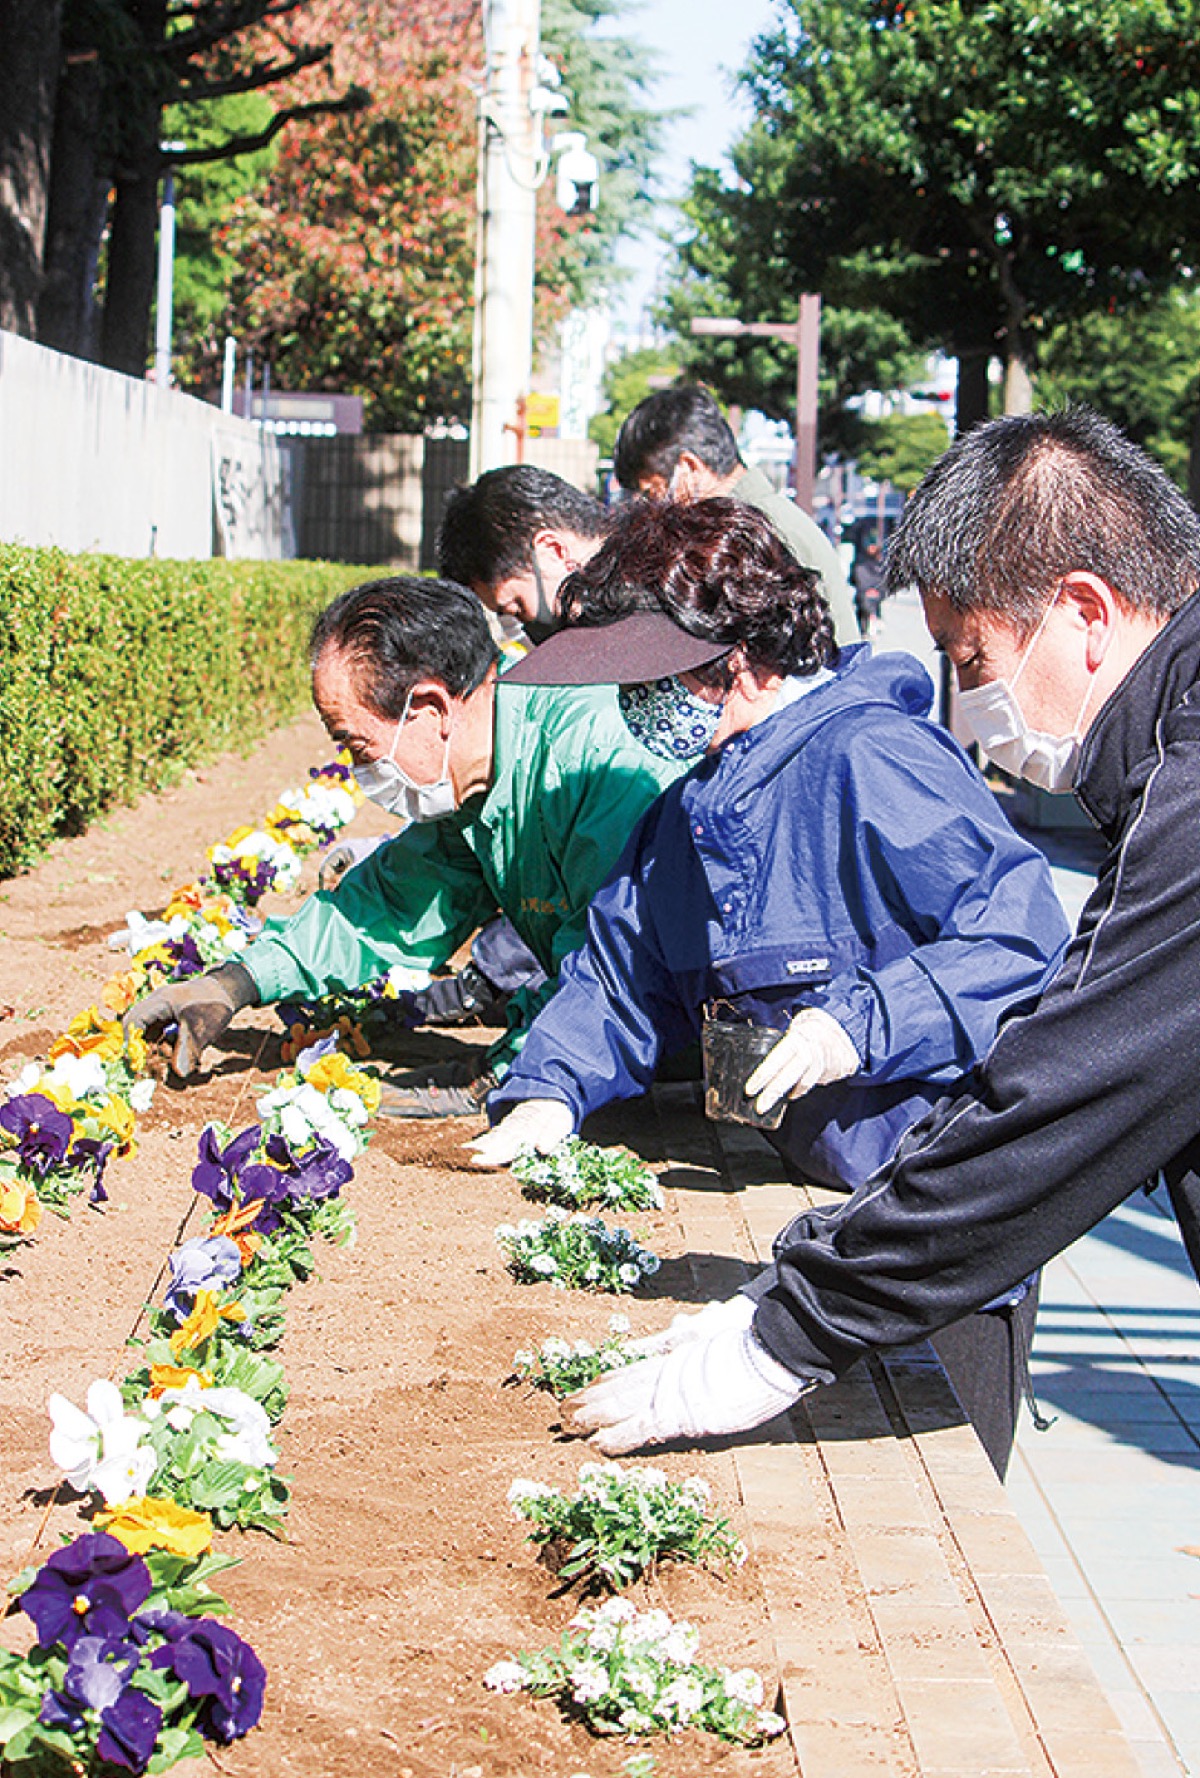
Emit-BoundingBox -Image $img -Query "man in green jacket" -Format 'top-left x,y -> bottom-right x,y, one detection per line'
125,577 -> 680,1114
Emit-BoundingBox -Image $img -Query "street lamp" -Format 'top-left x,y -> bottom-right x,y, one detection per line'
154,142 -> 186,389
690,296 -> 821,514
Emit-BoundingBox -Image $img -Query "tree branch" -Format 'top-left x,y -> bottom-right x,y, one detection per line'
170,42 -> 334,100
158,87 -> 370,168
161,1 -> 314,63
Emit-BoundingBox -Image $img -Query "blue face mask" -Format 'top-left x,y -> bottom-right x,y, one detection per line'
618,676 -> 723,761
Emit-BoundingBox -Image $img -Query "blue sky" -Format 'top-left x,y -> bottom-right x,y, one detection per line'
610,0 -> 783,326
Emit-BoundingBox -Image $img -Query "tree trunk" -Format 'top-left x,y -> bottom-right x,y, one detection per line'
38,52 -> 109,359
954,350 -> 990,435
99,163 -> 162,377
0,0 -> 63,335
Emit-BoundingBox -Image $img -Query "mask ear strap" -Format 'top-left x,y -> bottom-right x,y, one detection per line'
1009,588 -> 1060,693
385,687 -> 415,762
529,553 -> 556,628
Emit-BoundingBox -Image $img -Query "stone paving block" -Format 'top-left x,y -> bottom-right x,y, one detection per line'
1013,1639 -> 1135,1737
969,1570 -> 1078,1647
848,1526 -> 965,1610
786,1713 -> 917,1778
948,1508 -> 1050,1579
897,1677 -> 1034,1774
1124,1639 -> 1200,1688
868,1594 -> 994,1683
829,1473 -> 933,1531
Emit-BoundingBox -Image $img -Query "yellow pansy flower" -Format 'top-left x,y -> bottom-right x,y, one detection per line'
169,1289 -> 247,1359
304,1051 -> 381,1113
97,1496 -> 213,1559
147,1363 -> 213,1398
0,1176 -> 41,1235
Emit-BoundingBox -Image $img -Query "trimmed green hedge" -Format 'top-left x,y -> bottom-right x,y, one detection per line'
0,546 -> 368,877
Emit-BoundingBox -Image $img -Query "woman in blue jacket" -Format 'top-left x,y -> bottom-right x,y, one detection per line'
469,498 -> 1069,1476
473,498 -> 1067,1193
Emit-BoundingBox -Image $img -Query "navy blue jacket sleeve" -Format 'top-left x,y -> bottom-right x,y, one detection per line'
488,804 -> 698,1123
817,721 -> 1070,1083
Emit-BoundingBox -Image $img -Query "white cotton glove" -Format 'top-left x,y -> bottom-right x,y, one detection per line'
561,1320 -> 809,1455
743,1006 -> 859,1116
466,1098 -> 575,1168
624,1293 -> 756,1360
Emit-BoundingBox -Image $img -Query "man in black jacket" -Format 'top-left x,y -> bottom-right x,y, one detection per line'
561,404 -> 1200,1473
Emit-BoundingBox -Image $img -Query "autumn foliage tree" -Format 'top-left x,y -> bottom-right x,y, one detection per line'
215,0 -> 480,428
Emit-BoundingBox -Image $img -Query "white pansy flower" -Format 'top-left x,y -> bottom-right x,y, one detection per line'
48,1380 -> 154,1504
129,1079 -> 156,1113
159,1383 -> 277,1469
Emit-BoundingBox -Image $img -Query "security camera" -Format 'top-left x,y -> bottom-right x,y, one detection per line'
531,57 -> 570,118
554,131 -> 600,216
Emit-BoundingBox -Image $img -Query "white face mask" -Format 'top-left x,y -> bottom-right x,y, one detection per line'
956,595 -> 1095,794
353,691 -> 457,822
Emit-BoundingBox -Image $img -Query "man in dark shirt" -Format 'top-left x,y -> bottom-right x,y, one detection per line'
561,405 -> 1200,1477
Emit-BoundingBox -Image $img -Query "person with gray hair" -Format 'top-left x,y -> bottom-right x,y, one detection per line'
126,576 -> 680,1116
558,405 -> 1200,1472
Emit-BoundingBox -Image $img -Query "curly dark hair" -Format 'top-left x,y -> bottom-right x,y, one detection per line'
558,497 -> 836,680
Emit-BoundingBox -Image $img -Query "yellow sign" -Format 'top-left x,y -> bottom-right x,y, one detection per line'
526,391 -> 560,437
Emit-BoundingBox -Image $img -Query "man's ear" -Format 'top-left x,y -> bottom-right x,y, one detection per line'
405,679 -> 455,735
533,528 -> 578,569
673,450 -> 709,500
1058,571 -> 1119,670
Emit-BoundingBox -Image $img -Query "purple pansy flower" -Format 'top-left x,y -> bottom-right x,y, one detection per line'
162,1236 -> 243,1320
20,1533 -> 152,1651
41,1636 -> 165,1771
0,1093 -> 74,1177
152,1618 -> 266,1743
266,1133 -> 352,1202
69,1135 -> 116,1204
165,933 -> 204,981
129,1607 -> 192,1646
191,1125 -> 262,1213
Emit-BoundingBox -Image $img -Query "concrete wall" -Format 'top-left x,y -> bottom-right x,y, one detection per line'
0,328 -> 286,559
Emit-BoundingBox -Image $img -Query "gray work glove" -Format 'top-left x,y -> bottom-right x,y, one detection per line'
318,836 -> 384,892
122,961 -> 260,1079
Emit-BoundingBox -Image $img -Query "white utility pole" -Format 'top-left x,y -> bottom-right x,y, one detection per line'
471,0 -> 542,477
153,163 -> 177,389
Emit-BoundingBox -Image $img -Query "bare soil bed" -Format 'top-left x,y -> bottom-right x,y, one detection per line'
0,713 -> 798,1777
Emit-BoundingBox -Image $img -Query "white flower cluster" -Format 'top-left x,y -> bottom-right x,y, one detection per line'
109,908 -> 248,967
47,1377 -> 276,1508
209,829 -> 302,892
275,782 -> 358,836
508,1460 -> 746,1587
257,1079 -> 368,1161
494,1210 -> 660,1293
16,1053 -> 155,1113
513,1137 -> 664,1212
484,1597 -> 784,1743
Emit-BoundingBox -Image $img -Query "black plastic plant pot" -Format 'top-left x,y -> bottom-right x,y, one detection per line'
701,1019 -> 787,1131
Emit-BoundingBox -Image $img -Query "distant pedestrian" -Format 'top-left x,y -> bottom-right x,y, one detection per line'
853,539 -> 885,635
